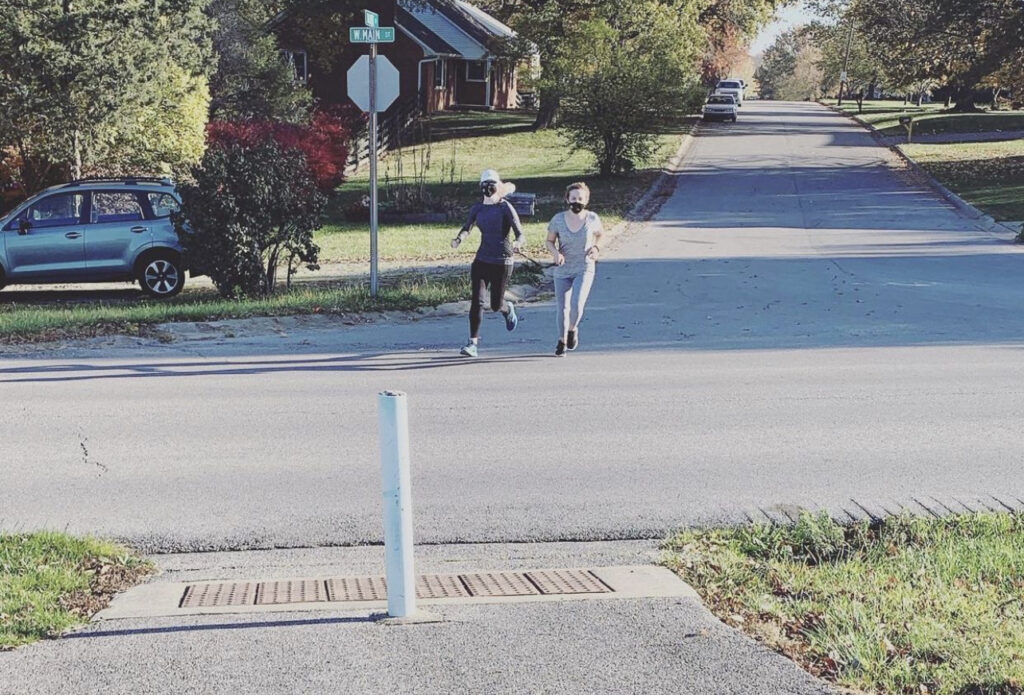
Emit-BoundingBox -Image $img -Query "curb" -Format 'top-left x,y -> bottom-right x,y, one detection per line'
818,101 -> 1022,242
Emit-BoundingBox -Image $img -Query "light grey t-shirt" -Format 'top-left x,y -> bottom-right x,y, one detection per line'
548,211 -> 603,278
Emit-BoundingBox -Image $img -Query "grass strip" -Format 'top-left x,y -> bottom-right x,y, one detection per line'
0,266 -> 542,344
664,512 -> 1024,695
822,99 -> 1024,137
1,532 -> 153,649
901,140 -> 1024,222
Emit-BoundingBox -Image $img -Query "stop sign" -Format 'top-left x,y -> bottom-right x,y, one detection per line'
347,55 -> 400,113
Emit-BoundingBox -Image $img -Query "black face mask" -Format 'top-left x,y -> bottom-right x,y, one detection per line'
569,202 -> 586,214
481,182 -> 498,197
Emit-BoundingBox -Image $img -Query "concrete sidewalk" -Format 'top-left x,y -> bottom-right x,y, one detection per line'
0,541 -> 839,695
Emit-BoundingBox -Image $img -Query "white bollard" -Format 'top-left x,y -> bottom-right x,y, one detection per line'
378,390 -> 416,618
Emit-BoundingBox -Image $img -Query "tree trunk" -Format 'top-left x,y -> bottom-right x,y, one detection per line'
533,88 -> 560,130
951,85 -> 980,113
72,130 -> 82,181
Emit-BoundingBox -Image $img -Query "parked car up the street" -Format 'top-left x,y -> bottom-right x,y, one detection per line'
0,178 -> 195,297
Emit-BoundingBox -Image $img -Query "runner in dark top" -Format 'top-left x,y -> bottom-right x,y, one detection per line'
450,169 -> 525,357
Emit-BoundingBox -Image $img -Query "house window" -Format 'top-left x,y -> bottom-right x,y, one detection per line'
280,49 -> 308,83
434,60 -> 447,89
466,60 -> 488,82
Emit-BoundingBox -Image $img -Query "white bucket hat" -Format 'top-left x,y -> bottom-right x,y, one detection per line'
479,169 -> 516,198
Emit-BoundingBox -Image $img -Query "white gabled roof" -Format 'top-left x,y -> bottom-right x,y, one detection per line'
399,0 -> 488,60
455,0 -> 515,40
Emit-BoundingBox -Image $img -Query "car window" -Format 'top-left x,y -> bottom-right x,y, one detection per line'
5,193 -> 85,230
91,191 -> 145,224
719,81 -> 741,89
708,96 -> 734,104
147,192 -> 181,219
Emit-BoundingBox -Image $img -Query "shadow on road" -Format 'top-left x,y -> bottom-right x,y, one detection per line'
0,353 -> 548,382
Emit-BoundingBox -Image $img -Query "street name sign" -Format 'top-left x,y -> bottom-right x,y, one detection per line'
350,26 -> 395,43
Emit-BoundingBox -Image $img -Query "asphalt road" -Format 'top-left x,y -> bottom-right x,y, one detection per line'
3,101 -> 1023,552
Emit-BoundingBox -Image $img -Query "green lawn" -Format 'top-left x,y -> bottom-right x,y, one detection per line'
822,99 -> 1024,137
0,111 -> 685,344
0,266 -> 542,344
902,139 -> 1024,222
664,512 -> 1024,695
317,111 -> 694,263
1,532 -> 152,649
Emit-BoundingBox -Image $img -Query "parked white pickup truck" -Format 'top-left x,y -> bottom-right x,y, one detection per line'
713,79 -> 744,106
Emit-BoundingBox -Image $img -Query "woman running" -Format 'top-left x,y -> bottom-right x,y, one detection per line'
545,182 -> 602,357
450,169 -> 524,357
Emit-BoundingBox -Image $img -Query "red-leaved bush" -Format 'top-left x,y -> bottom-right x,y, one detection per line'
206,106 -> 362,192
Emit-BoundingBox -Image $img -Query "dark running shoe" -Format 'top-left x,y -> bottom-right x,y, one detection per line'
567,329 -> 578,351
505,301 -> 518,331
555,340 -> 566,357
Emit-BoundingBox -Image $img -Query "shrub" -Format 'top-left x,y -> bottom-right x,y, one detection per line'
174,140 -> 326,298
206,107 -> 358,192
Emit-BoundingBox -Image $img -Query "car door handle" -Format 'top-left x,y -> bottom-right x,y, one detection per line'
130,226 -> 149,234
65,232 -> 82,239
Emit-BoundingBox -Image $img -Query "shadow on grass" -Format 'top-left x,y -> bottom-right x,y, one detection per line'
913,156 -> 1024,220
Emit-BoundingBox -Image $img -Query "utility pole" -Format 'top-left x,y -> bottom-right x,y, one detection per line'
838,22 -> 854,106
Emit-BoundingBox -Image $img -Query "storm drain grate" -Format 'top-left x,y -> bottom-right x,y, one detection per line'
459,571 -> 541,597
526,569 -> 611,595
180,569 -> 615,608
417,573 -> 472,599
180,581 -> 257,608
326,576 -> 388,602
256,579 -> 328,605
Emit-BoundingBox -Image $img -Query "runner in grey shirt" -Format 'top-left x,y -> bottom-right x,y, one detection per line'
545,181 -> 602,356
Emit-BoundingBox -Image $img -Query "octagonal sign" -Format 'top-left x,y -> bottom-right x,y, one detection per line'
347,55 -> 400,113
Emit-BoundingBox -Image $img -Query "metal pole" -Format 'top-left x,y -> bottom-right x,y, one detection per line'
378,390 -> 416,618
838,22 -> 854,106
369,41 -> 379,297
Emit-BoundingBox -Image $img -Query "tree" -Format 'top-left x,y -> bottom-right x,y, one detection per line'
806,20 -> 887,99
175,140 -> 326,297
478,0 -> 601,130
559,0 -> 705,176
754,28 -> 799,99
208,0 -> 313,122
482,0 -> 788,129
698,0 -> 787,86
849,0 -> 1024,112
776,39 -> 824,101
0,0 -> 214,192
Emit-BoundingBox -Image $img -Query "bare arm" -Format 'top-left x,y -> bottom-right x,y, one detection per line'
546,224 -> 564,265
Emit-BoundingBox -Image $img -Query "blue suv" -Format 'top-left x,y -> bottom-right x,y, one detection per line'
0,178 -> 193,297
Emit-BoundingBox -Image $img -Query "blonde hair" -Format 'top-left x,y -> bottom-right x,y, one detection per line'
565,181 -> 590,202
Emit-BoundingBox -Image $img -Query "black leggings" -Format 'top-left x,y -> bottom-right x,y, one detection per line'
470,259 -> 513,338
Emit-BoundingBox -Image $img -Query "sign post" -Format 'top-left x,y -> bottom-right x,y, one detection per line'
899,115 -> 914,143
348,11 -> 397,298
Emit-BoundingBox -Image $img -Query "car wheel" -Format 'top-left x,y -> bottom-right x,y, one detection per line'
137,254 -> 184,298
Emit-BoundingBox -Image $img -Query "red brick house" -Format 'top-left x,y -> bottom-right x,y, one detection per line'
272,0 -> 528,116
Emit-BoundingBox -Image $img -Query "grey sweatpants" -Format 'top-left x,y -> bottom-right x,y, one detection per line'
554,269 -> 595,340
